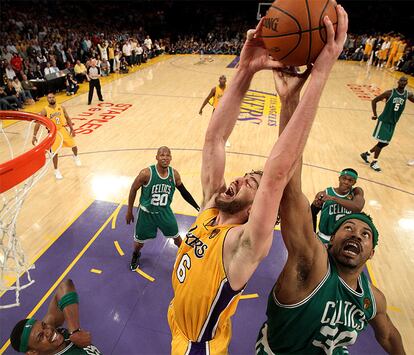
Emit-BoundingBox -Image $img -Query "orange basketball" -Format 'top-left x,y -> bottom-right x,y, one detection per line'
261,0 -> 338,66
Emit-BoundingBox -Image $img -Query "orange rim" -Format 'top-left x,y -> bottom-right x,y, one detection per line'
0,111 -> 57,193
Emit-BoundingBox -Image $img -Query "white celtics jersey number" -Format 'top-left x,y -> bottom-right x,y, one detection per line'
151,193 -> 168,206
312,326 -> 357,354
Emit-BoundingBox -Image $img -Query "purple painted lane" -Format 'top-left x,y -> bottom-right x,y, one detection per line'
227,56 -> 240,68
1,201 -> 385,354
0,200 -> 118,353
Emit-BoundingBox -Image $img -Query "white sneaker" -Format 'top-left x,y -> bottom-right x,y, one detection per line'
73,155 -> 82,166
408,160 -> 414,166
54,169 -> 63,179
370,161 -> 381,172
225,141 -> 231,148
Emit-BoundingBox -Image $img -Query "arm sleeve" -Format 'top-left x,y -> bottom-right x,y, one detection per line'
177,183 -> 200,211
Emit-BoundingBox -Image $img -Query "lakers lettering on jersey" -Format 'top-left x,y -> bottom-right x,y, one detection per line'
44,104 -> 76,152
45,104 -> 67,128
168,208 -> 242,354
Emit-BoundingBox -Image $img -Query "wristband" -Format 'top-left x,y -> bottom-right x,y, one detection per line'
69,328 -> 81,336
58,292 -> 79,311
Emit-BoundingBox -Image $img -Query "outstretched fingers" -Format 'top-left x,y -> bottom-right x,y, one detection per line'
335,5 -> 348,46
323,15 -> 335,45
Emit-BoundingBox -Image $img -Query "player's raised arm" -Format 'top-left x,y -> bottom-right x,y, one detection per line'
225,7 -> 348,290
201,20 -> 282,208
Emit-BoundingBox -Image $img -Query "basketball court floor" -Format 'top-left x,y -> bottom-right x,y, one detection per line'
1,54 -> 413,354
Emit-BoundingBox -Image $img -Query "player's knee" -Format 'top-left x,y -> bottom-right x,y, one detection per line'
377,142 -> 389,149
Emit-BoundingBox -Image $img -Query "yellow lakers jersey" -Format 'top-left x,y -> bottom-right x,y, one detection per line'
170,208 -> 243,343
44,104 -> 66,128
209,85 -> 225,109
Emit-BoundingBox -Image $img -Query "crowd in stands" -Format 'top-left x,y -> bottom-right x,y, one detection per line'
339,33 -> 414,75
0,2 -> 413,111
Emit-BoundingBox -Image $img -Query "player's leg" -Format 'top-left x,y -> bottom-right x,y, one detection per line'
369,122 -> 393,171
51,131 -> 63,179
59,128 -> 81,166
88,80 -> 95,105
131,209 -> 157,270
96,80 -> 104,101
159,209 -> 181,248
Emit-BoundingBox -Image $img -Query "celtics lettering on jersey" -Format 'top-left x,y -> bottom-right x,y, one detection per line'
319,187 -> 353,236
379,89 -> 407,125
140,165 -> 176,213
312,300 -> 366,352
261,256 -> 376,354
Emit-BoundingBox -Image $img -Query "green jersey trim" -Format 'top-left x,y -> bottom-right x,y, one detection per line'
143,166 -> 152,188
171,167 -> 176,185
272,262 -> 331,309
338,275 -> 364,297
55,342 -> 74,355
154,165 -> 171,180
367,282 -> 377,321
327,187 -> 352,199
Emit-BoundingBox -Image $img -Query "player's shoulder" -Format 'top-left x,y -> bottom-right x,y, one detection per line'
353,186 -> 364,194
370,284 -> 387,312
139,167 -> 152,179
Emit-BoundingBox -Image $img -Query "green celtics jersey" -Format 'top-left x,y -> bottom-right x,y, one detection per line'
262,255 -> 376,354
318,187 -> 354,240
54,329 -> 102,355
139,165 -> 176,213
379,89 -> 408,125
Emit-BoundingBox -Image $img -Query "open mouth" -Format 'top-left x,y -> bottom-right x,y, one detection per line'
224,184 -> 236,197
343,240 -> 361,257
50,330 -> 57,343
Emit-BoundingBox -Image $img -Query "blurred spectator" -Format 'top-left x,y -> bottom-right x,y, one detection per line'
5,64 -> 17,80
5,79 -> 24,108
122,39 -> 132,66
101,59 -> 110,76
44,62 -> 59,76
65,73 -> 79,95
74,59 -> 87,83
108,41 -> 115,73
13,76 -> 34,103
10,53 -> 23,78
0,86 -> 20,110
21,74 -> 39,100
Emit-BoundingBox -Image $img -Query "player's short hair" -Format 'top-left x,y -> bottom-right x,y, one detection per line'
10,319 -> 30,352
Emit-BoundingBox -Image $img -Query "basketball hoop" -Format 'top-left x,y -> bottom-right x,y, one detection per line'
0,111 -> 56,309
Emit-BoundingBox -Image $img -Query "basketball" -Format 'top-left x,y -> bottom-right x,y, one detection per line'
261,0 -> 338,66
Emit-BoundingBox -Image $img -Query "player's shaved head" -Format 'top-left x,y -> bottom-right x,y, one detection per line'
157,146 -> 171,155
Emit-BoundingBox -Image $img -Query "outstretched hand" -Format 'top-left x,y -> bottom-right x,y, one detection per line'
313,5 -> 348,74
238,18 -> 284,75
272,65 -> 312,101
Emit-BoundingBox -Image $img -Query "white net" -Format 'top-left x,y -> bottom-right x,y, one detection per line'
0,115 -> 58,308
